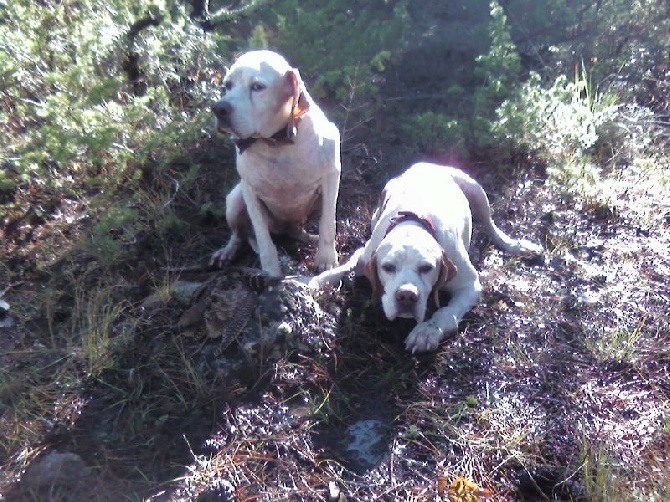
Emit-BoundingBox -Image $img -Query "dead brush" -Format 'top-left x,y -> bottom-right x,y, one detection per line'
339,63 -> 376,154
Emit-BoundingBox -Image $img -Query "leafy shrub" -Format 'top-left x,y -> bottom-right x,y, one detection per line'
401,112 -> 465,157
83,206 -> 141,265
0,0 -> 233,268
0,1 -> 227,194
266,0 -> 409,103
493,68 -> 620,194
471,0 -> 521,149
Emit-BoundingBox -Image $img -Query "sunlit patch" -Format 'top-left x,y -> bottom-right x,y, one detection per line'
438,475 -> 493,501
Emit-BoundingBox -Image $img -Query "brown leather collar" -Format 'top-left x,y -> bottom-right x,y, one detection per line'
234,125 -> 294,153
234,92 -> 307,154
385,211 -> 438,240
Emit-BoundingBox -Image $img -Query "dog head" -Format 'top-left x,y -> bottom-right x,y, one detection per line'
365,225 -> 457,323
212,50 -> 308,140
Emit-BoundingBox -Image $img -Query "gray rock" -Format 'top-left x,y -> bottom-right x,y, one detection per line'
22,451 -> 91,492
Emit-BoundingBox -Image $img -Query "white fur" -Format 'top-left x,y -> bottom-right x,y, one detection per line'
210,50 -> 341,277
309,162 -> 542,353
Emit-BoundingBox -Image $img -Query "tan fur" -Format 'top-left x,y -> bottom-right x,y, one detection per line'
431,252 -> 458,308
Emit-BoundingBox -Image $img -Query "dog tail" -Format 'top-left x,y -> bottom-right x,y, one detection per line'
449,169 -> 543,256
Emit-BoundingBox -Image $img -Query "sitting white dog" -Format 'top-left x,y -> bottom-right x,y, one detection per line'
309,163 -> 542,353
210,50 -> 341,277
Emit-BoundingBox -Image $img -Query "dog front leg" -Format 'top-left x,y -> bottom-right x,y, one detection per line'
210,183 -> 247,267
241,183 -> 282,277
404,279 -> 482,354
308,247 -> 365,290
314,169 -> 340,271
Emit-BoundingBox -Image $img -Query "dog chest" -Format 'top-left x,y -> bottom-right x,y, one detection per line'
238,156 -> 323,218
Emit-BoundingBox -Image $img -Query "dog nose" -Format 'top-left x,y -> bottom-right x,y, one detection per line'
212,101 -> 232,120
395,285 -> 419,306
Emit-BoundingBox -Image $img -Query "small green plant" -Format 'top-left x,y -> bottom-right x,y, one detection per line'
401,112 -> 465,156
403,424 -> 421,440
581,421 -> 670,501
582,441 -> 617,502
585,321 -> 643,363
156,213 -> 186,241
446,395 -> 480,424
308,386 -> 351,426
0,170 -> 16,193
83,206 -> 141,266
471,0 -> 521,149
199,201 -> 225,219
493,65 -> 620,196
581,439 -> 669,502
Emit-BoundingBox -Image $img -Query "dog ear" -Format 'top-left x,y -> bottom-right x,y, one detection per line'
285,70 -> 309,130
363,253 -> 383,303
432,252 -> 458,308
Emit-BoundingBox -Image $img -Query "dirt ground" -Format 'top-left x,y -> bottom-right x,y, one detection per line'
1,102 -> 669,500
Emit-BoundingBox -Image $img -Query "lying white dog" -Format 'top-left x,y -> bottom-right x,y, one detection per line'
210,50 -> 341,277
309,162 -> 542,353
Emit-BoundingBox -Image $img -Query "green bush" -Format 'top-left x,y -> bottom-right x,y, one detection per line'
0,0 -> 237,269
471,0 -> 521,149
401,112 -> 466,157
83,206 -> 141,265
0,0 -> 227,193
265,0 -> 409,103
493,67 -> 621,194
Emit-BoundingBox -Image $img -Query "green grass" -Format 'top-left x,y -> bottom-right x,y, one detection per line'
585,323 -> 644,364
583,437 -> 670,502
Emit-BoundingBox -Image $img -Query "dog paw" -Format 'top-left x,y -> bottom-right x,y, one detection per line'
307,277 -> 322,291
404,321 -> 445,353
209,246 -> 235,268
210,235 -> 245,268
314,247 -> 338,272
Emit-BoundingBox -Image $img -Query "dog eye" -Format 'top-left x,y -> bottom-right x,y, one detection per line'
223,81 -> 232,92
381,263 -> 396,273
418,264 -> 434,274
250,82 -> 266,92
